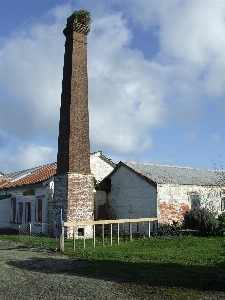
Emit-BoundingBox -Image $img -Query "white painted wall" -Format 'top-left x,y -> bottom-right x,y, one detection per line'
109,165 -> 157,219
0,198 -> 10,228
0,184 -> 54,230
90,152 -> 114,182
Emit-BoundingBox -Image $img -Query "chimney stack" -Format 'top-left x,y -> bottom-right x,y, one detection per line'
54,11 -> 94,237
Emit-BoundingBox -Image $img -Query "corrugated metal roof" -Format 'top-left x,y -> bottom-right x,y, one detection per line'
123,162 -> 225,185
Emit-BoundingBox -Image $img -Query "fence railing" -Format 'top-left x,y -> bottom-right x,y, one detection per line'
18,223 -> 59,250
60,217 -> 158,252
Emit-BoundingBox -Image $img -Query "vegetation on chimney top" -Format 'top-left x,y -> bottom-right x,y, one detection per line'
73,10 -> 92,28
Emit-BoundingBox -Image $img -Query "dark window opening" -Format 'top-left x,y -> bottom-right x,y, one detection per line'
25,203 -> 31,222
78,228 -> 84,236
190,194 -> 200,209
18,202 -> 23,223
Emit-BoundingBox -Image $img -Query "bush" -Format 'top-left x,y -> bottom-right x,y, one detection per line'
183,207 -> 218,236
154,221 -> 182,237
216,212 -> 225,236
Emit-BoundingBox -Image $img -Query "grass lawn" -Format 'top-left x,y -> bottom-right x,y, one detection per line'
65,236 -> 225,299
1,233 -> 225,299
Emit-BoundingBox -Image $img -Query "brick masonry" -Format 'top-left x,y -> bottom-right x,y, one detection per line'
54,13 -> 94,236
57,14 -> 91,174
54,173 -> 94,238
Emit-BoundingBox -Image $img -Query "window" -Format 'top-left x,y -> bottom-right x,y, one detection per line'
25,202 -> 31,222
36,198 -> 42,222
11,198 -> 16,223
18,202 -> 23,223
221,195 -> 225,211
190,194 -> 200,209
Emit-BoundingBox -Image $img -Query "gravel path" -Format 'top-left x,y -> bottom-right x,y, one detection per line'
0,240 -> 157,300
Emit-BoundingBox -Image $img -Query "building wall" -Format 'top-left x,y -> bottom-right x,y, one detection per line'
157,184 -> 225,225
0,184 -> 53,229
101,166 -> 157,220
0,198 -> 10,228
90,152 -> 115,182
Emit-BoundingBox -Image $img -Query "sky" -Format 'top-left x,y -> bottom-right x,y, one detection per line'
1,0 -> 225,174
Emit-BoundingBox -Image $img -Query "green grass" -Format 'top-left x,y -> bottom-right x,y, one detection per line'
1,233 -> 225,299
65,236 -> 225,299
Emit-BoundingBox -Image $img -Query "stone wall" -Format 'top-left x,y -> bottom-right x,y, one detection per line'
157,184 -> 225,225
53,173 -> 94,238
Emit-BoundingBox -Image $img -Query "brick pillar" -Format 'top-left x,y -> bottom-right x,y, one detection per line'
54,12 -> 94,238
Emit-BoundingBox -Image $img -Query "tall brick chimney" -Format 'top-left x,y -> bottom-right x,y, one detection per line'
54,11 -> 94,237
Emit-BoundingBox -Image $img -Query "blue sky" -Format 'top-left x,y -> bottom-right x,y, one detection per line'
1,0 -> 225,173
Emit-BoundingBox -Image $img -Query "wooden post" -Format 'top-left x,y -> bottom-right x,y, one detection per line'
117,223 -> 120,244
83,226 -> 86,249
142,222 -> 145,239
148,221 -> 150,237
18,224 -> 20,246
102,224 -> 104,246
110,223 -> 113,245
59,209 -> 64,252
29,223 -> 31,249
73,226 -> 75,251
93,224 -> 96,248
40,223 -> 43,248
59,226 -> 64,252
129,222 -> 132,241
136,222 -> 139,239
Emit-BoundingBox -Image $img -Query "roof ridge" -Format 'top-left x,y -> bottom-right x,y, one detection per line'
123,161 -> 224,172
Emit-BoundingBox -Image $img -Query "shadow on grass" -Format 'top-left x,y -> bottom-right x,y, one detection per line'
6,256 -> 225,292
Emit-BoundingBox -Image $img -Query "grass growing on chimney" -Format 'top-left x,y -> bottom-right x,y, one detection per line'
66,236 -> 225,299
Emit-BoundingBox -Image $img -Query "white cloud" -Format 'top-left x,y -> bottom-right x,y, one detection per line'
0,5 -> 71,140
124,0 -> 225,105
88,12 -> 167,154
1,1 -> 225,172
0,143 -> 56,174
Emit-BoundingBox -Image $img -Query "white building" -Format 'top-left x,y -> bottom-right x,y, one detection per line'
0,151 -> 115,230
99,161 -> 225,225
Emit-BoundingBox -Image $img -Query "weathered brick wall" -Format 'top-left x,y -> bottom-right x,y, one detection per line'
57,14 -> 91,174
157,184 -> 225,225
54,13 -> 94,237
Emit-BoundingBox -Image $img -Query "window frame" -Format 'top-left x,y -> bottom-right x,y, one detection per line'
36,196 -> 43,223
221,194 -> 225,211
189,193 -> 200,209
25,202 -> 31,223
17,202 -> 23,223
11,197 -> 16,223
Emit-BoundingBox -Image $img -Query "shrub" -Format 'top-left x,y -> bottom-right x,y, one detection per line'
183,207 -> 218,236
216,212 -> 225,236
154,221 -> 182,237
73,10 -> 92,28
